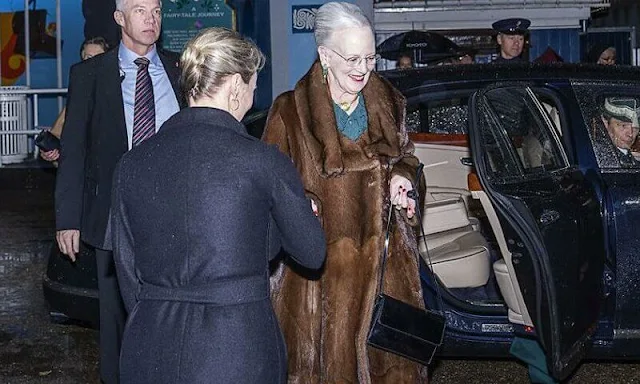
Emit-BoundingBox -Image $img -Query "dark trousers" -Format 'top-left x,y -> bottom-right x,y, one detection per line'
95,248 -> 127,384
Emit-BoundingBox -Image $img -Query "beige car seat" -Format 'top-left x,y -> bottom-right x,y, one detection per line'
418,197 -> 491,289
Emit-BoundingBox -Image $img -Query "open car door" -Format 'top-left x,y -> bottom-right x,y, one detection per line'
468,85 -> 605,380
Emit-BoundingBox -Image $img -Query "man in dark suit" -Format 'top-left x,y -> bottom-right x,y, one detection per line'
492,18 -> 530,63
54,0 -> 183,382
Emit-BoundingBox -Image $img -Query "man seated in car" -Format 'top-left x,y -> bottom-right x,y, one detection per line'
601,97 -> 640,166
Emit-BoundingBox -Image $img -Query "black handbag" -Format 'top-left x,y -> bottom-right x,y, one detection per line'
367,164 -> 446,366
34,130 -> 60,152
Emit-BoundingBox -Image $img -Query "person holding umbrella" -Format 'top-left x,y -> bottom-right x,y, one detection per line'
377,29 -> 460,66
492,18 -> 530,63
396,52 -> 414,69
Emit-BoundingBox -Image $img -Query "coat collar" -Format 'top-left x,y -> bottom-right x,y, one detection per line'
118,42 -> 161,67
293,61 -> 407,177
170,107 -> 251,137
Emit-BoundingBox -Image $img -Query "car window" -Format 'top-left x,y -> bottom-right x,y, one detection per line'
477,87 -> 568,180
405,86 -> 566,139
534,92 -> 564,138
572,82 -> 640,169
406,91 -> 471,134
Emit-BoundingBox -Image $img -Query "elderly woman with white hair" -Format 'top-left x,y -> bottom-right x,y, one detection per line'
263,2 -> 428,383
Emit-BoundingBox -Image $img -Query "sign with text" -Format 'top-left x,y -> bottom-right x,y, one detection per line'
162,0 -> 235,53
291,5 -> 321,34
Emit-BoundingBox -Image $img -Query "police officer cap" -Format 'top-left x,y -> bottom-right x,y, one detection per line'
603,97 -> 639,127
492,18 -> 531,35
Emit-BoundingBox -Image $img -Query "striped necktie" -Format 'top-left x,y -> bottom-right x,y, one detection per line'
132,57 -> 155,147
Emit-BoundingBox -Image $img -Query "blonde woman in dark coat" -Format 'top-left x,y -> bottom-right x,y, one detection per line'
111,28 -> 326,383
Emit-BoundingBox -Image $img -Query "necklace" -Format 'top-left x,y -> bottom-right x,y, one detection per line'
337,95 -> 359,111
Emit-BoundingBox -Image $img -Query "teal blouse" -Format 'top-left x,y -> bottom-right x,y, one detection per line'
333,95 -> 368,141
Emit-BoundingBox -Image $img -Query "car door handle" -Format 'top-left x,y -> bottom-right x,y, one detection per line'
539,209 -> 560,225
460,157 -> 473,166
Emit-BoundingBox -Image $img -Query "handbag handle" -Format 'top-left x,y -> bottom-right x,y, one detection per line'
375,164 -> 444,314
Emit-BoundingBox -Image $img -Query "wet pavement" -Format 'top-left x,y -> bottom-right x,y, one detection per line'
0,166 -> 99,383
431,359 -> 640,383
1,166 -> 640,383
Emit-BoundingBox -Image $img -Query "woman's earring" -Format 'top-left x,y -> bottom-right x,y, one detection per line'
231,97 -> 240,111
321,64 -> 328,84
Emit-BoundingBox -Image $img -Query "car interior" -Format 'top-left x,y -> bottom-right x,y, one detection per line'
407,87 -> 568,327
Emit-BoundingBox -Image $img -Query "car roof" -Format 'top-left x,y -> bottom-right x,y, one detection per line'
381,63 -> 640,92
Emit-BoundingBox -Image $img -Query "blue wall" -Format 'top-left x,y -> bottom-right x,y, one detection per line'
0,1 -> 84,127
529,28 -> 581,63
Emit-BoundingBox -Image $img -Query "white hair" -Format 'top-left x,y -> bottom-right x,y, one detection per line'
313,2 -> 372,47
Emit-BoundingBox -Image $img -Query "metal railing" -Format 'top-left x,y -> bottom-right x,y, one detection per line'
0,88 -> 67,167
0,0 -> 65,167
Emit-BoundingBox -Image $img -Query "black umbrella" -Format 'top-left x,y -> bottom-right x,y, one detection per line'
377,30 -> 462,64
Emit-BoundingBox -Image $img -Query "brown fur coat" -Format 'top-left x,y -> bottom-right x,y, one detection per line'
264,61 -> 428,384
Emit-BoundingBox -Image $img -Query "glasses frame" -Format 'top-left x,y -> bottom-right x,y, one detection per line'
324,46 -> 380,68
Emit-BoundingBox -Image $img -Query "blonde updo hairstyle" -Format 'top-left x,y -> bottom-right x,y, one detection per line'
180,27 -> 265,102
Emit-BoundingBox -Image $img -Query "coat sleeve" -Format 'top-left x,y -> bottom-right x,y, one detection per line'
262,95 -> 326,220
111,158 -> 138,314
55,63 -> 94,230
268,149 -> 326,270
391,141 -> 425,195
390,117 -> 426,227
394,159 -> 425,227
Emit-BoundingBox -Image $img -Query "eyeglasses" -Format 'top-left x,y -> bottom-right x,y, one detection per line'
324,47 -> 380,68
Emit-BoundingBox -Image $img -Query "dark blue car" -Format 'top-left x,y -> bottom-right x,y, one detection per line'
384,63 -> 640,380
44,63 -> 640,381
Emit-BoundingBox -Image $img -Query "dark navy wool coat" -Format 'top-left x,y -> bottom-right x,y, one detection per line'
111,107 -> 326,383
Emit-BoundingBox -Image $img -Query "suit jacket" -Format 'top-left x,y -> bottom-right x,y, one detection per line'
55,47 -> 184,249
111,107 -> 326,383
617,148 -> 640,166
